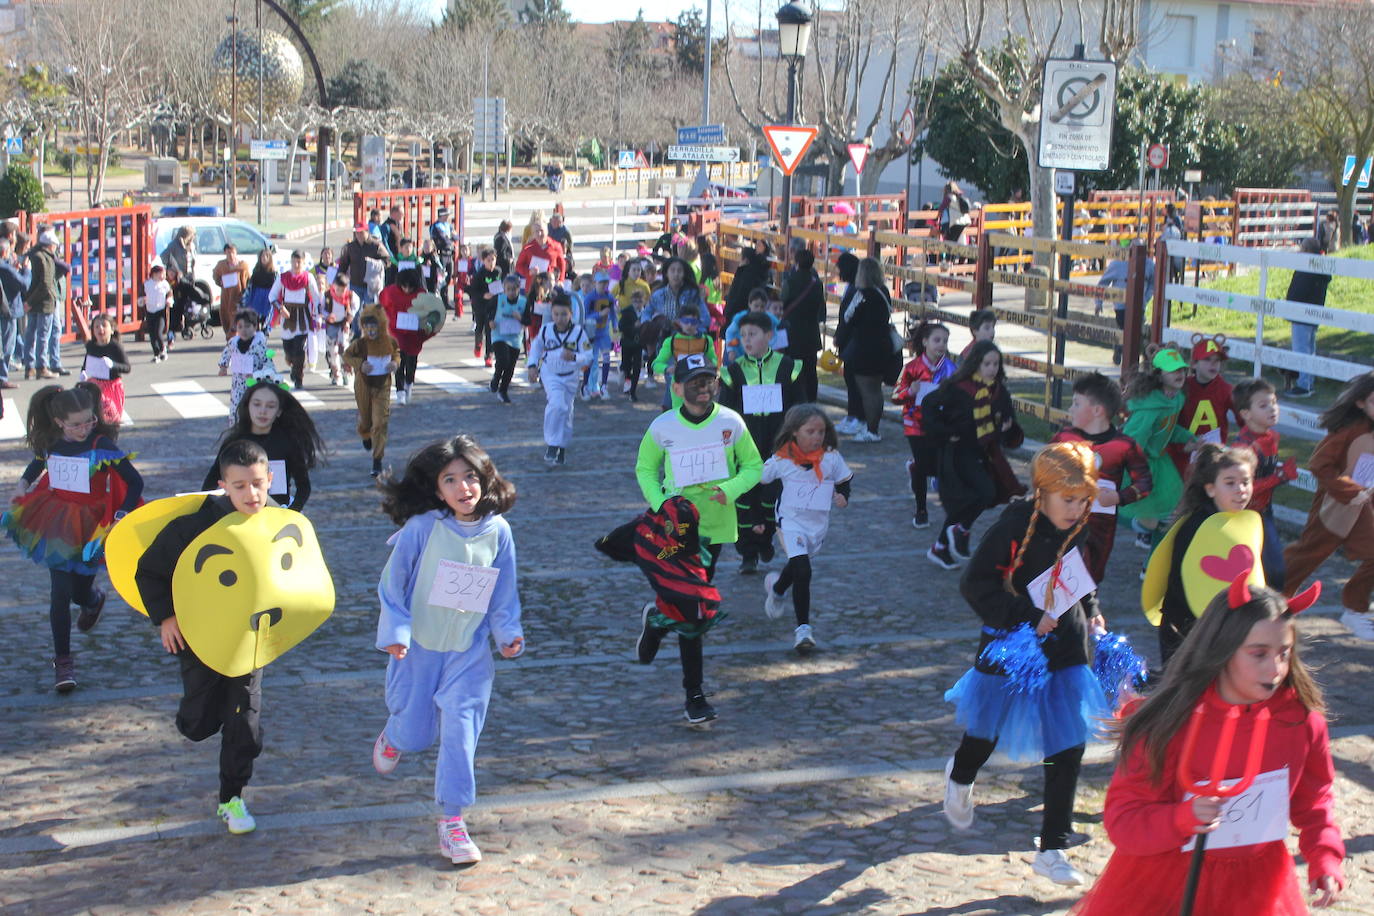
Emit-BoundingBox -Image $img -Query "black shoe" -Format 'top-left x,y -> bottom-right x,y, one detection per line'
913,508 -> 930,529
53,655 -> 75,693
370,459 -> 383,478
362,438 -> 372,451
500,391 -> 512,404
543,446 -> 558,465
684,691 -> 717,724
738,555 -> 758,575
950,525 -> 972,561
636,602 -> 666,664
555,447 -> 566,466
927,541 -> 960,570
760,542 -> 775,564
629,392 -> 639,402
53,368 -> 71,377
76,588 -> 105,633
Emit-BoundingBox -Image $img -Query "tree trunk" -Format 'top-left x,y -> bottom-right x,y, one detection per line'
1336,179 -> 1356,251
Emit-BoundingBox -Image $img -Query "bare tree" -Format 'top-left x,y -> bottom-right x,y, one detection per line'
948,0 -> 1141,241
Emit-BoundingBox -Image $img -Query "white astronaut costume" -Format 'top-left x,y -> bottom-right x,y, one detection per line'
528,319 -> 593,449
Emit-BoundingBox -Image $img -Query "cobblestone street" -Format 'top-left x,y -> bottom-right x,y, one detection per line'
1,330 -> 1371,915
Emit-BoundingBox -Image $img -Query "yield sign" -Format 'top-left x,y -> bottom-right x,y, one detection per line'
847,142 -> 870,175
762,125 -> 818,177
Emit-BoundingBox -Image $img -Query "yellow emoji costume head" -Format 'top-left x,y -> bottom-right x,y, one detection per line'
408,292 -> 446,335
173,507 -> 334,676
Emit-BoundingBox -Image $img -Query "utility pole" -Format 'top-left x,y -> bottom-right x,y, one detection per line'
229,0 -> 238,214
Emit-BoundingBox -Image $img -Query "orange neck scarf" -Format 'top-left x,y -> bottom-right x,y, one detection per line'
777,441 -> 826,480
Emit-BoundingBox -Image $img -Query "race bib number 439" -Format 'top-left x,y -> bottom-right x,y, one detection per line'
427,560 -> 499,614
47,455 -> 90,494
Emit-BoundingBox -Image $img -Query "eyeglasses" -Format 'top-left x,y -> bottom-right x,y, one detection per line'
59,416 -> 98,432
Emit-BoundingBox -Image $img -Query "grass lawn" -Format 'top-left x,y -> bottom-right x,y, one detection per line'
44,165 -> 141,180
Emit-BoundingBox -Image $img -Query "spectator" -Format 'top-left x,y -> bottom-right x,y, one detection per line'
652,217 -> 685,265
429,206 -> 457,313
833,256 -> 894,442
1094,240 -> 1156,366
380,206 -> 404,258
937,181 -> 972,244
1282,237 -> 1329,399
22,229 -> 69,379
780,247 -> 826,402
548,212 -> 575,273
0,236 -> 28,389
160,225 -> 197,278
493,220 -> 515,277
724,239 -> 773,322
1317,210 -> 1340,253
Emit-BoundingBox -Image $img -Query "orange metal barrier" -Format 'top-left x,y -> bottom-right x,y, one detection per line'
353,187 -> 466,249
16,205 -> 154,342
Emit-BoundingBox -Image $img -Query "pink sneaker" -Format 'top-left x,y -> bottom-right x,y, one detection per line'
438,815 -> 482,864
372,731 -> 401,775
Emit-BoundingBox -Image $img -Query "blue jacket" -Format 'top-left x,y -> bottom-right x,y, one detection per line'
0,259 -> 30,319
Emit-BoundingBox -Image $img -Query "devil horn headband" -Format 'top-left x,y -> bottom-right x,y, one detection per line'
1287,582 -> 1321,615
1227,545 -> 1322,614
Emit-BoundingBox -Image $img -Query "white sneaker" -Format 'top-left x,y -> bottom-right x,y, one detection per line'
852,429 -> 881,443
1032,848 -> 1085,886
438,815 -> 482,864
1340,609 -> 1374,640
763,571 -> 787,619
942,758 -> 974,829
622,379 -> 632,394
372,730 -> 401,775
216,796 -> 256,835
836,417 -> 861,435
793,623 -> 816,653
395,388 -> 408,406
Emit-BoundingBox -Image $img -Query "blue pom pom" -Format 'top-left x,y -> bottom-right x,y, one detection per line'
978,624 -> 1049,697
1093,630 -> 1149,707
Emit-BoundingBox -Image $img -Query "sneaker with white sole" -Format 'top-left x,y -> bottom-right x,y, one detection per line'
372,730 -> 402,774
636,602 -> 666,664
1032,848 -> 1085,886
942,758 -> 974,829
763,571 -> 787,619
836,417 -> 862,435
438,815 -> 482,864
217,796 -> 257,835
852,429 -> 882,443
793,624 -> 816,654
927,542 -> 960,570
1340,609 -> 1374,640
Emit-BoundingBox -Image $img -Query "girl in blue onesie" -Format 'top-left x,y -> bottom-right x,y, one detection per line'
371,434 -> 524,866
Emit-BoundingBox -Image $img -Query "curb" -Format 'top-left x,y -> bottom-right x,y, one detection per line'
268,218 -> 352,241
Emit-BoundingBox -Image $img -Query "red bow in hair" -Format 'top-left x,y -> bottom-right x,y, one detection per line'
1226,545 -> 1322,613
996,541 -> 1019,577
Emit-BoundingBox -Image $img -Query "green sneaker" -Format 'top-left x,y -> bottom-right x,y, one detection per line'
216,796 -> 256,835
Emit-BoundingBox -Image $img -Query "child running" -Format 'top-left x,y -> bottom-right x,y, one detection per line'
1232,377 -> 1297,591
618,289 -> 646,401
3,383 -> 143,692
1122,345 -> 1199,554
133,439 -> 276,835
892,319 -> 956,529
761,405 -> 852,653
202,379 -> 324,512
372,435 -> 524,865
81,314 -> 131,425
1283,371 -> 1374,640
271,250 -> 323,390
344,306 -> 401,478
488,274 -> 525,405
941,441 -> 1107,887
1071,569 -> 1344,914
322,273 -> 359,388
217,310 -> 273,416
528,293 -> 593,467
144,264 -> 172,363
922,340 -> 1025,569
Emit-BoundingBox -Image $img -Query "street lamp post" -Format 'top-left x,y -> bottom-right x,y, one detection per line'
775,2 -> 812,233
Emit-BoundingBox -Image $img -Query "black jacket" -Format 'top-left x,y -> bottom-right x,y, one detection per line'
724,249 -> 772,321
833,286 -> 892,376
922,379 -> 1023,452
780,267 -> 825,356
960,499 -> 1097,673
718,351 -> 803,454
1285,268 -> 1330,307
202,426 -> 311,511
493,232 -> 515,276
135,495 -> 234,625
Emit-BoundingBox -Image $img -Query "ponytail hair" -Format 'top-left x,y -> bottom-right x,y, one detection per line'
1002,441 -> 1098,606
25,382 -> 117,456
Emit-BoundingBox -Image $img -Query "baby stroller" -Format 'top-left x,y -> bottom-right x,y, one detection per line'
180,281 -> 216,339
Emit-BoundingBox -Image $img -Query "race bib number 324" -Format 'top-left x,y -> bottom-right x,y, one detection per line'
426,560 -> 499,614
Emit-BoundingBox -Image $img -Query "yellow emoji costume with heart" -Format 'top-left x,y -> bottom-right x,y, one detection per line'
1141,510 -> 1265,625
109,496 -> 334,676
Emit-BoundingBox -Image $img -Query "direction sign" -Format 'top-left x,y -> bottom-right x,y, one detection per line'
1146,143 -> 1169,170
1037,57 -> 1118,171
847,142 -> 870,175
667,145 -> 740,163
617,149 -> 636,169
249,139 -> 289,161
762,125 -> 818,177
896,108 -> 917,147
1343,155 -> 1372,189
473,97 -> 507,155
677,124 -> 726,146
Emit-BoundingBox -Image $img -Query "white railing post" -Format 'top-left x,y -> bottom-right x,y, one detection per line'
1254,254 -> 1267,377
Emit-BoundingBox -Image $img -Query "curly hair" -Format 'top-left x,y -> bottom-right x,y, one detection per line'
381,435 -> 516,525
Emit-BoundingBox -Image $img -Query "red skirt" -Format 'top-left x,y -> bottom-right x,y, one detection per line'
90,377 -> 125,424
1071,840 -> 1307,916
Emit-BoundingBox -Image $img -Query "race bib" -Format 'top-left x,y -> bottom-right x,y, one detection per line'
916,381 -> 939,406
364,355 -> 392,376
780,479 -> 834,513
742,383 -> 783,414
221,271 -> 239,289
268,459 -> 288,496
421,265 -> 432,278
1091,478 -> 1117,515
670,442 -> 728,487
283,287 -> 306,305
1182,768 -> 1290,852
82,354 -> 110,380
533,301 -> 552,318
426,559 -> 499,614
530,256 -> 550,273
498,317 -> 523,335
457,259 -> 470,273
1190,428 -> 1223,464
1027,547 -> 1095,619
1352,452 -> 1374,488
771,328 -> 789,350
47,455 -> 89,494
329,301 -> 347,321
228,349 -> 254,375
396,312 -> 420,332
488,280 -> 504,295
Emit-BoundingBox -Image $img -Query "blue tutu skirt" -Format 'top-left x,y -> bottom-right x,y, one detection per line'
944,664 -> 1110,762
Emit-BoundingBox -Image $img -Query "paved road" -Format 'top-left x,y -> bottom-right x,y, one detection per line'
1,310 -> 1371,915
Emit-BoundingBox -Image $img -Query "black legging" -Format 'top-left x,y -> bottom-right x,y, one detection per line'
395,353 -> 418,392
621,345 -> 643,398
842,364 -> 863,422
950,733 -> 1085,850
491,342 -> 519,395
146,310 -> 167,358
772,555 -> 812,625
283,335 -> 306,388
790,350 -> 819,403
907,435 -> 940,514
49,569 -> 95,657
471,301 -> 493,356
938,447 -> 996,543
676,543 -> 722,692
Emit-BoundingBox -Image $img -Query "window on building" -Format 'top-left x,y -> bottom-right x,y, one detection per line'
1253,28 -> 1268,60
1162,13 -> 1198,68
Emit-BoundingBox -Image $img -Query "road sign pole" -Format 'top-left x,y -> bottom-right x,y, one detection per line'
904,147 -> 912,232
782,58 -> 798,232
1053,174 -> 1074,408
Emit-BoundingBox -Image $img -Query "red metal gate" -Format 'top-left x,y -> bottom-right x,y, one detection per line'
353,188 -> 465,251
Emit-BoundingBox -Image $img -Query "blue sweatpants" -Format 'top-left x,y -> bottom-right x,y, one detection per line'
383,641 -> 494,816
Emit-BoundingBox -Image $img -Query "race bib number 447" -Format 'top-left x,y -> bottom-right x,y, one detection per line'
427,560 -> 499,614
670,443 -> 728,487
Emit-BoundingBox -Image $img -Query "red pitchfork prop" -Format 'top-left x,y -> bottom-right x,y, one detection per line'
1174,700 -> 1271,916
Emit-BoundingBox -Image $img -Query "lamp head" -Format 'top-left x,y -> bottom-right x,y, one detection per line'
775,2 -> 814,60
